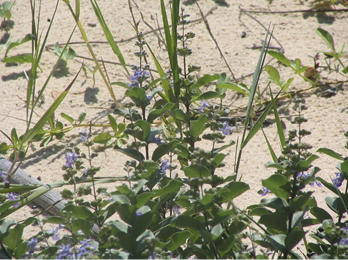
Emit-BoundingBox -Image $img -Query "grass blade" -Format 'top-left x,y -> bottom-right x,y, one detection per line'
235,27 -> 272,176
22,67 -> 81,144
262,128 -> 277,163
90,0 -> 129,75
270,89 -> 286,148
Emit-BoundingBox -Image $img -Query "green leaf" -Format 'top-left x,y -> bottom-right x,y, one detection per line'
52,42 -> 76,62
196,91 -> 224,101
152,140 -> 180,161
2,224 -> 24,251
133,206 -> 153,237
268,51 -> 291,67
316,28 -> 335,52
216,83 -> 249,96
268,234 -> 286,253
90,0 -> 129,75
135,192 -> 156,208
2,54 -> 33,64
336,160 -> 348,174
261,197 -> 289,211
116,204 -> 134,225
167,230 -> 192,251
155,179 -> 182,197
133,120 -> 151,142
259,213 -> 287,233
317,148 -> 344,161
213,153 -> 227,167
183,165 -> 211,178
171,215 -> 200,230
60,113 -> 74,124
93,132 -> 113,144
285,229 -> 305,251
299,155 -> 319,169
0,142 -> 10,154
262,174 -> 291,200
190,116 -> 209,139
106,114 -> 118,134
4,34 -> 34,56
310,207 -> 332,222
125,87 -> 147,109
63,205 -> 93,220
147,102 -> 175,123
190,74 -> 219,90
217,182 -> 250,202
114,146 -> 144,161
290,192 -> 314,212
316,177 -> 338,195
265,65 -> 280,84
211,224 -> 223,240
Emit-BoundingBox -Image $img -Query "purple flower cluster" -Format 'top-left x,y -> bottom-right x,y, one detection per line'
220,122 -> 234,136
56,244 -> 73,259
65,152 -> 78,168
56,240 -> 95,259
128,69 -> 150,88
48,224 -> 64,241
27,237 -> 38,254
333,172 -> 344,188
339,227 -> 348,246
260,187 -> 270,196
79,129 -> 89,142
297,172 -> 322,187
198,101 -> 209,113
7,192 -> 19,207
160,159 -> 169,173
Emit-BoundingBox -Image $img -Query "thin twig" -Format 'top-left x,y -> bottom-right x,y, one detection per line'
240,7 -> 348,14
195,1 -> 237,81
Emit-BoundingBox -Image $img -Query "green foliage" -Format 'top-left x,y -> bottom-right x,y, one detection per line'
1,0 -> 348,259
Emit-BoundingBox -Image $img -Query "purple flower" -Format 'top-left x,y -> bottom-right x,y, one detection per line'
340,238 -> 348,246
129,70 -> 150,87
136,211 -> 142,217
220,121 -> 234,136
79,129 -> 89,142
56,244 -> 73,259
260,187 -> 270,196
152,136 -> 164,146
297,172 -> 310,180
48,225 -> 63,241
0,171 -> 9,183
160,159 -> 169,173
65,152 -> 78,168
173,205 -> 181,216
309,180 -> 323,187
146,95 -> 152,102
27,237 -> 38,254
7,192 -> 19,207
333,172 -> 344,188
198,101 -> 209,113
76,239 -> 94,258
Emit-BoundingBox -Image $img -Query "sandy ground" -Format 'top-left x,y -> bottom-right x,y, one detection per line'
1,0 -> 348,248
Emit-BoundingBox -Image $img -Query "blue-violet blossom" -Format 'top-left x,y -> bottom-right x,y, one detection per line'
56,244 -> 73,259
65,152 -> 78,168
27,237 -> 38,254
7,192 -> 19,207
198,101 -> 209,113
160,159 -> 170,173
333,172 -> 344,188
220,121 -> 234,136
260,187 -> 270,196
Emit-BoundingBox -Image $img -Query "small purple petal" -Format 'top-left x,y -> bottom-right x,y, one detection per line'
220,121 -> 234,136
260,187 -> 270,196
